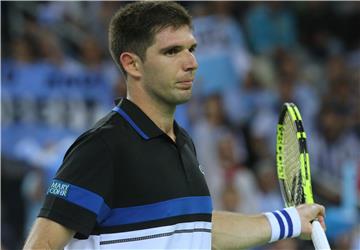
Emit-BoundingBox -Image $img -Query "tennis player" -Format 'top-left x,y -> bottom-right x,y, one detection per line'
23,2 -> 326,249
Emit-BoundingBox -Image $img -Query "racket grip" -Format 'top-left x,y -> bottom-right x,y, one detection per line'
311,220 -> 331,250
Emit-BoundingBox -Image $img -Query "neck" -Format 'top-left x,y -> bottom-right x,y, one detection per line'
127,82 -> 176,141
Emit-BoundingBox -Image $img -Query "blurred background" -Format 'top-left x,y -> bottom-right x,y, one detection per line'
1,1 -> 359,249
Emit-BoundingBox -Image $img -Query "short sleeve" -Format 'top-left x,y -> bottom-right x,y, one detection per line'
38,133 -> 114,237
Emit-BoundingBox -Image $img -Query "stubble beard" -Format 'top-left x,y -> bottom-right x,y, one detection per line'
155,88 -> 193,110
142,77 -> 193,109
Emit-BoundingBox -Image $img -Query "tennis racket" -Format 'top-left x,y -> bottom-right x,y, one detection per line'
276,102 -> 331,250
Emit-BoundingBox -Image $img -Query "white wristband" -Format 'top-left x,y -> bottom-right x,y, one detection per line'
264,207 -> 301,243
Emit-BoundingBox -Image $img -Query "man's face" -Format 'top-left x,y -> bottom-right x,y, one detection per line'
140,25 -> 198,107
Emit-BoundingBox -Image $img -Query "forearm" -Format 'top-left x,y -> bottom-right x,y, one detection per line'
23,236 -> 55,250
23,218 -> 74,250
211,210 -> 271,250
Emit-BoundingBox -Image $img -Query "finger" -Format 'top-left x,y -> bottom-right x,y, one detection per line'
317,215 -> 326,231
312,204 -> 325,218
317,204 -> 326,217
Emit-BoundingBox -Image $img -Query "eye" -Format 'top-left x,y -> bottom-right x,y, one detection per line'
165,47 -> 181,56
189,46 -> 197,53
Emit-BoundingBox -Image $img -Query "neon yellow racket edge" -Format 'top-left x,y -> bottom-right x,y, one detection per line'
276,102 -> 331,250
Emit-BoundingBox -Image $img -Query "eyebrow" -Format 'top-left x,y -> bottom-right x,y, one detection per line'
159,43 -> 197,53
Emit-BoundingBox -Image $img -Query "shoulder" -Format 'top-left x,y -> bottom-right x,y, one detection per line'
63,110 -> 129,160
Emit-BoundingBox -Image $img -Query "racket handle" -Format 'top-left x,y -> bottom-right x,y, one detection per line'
311,220 -> 331,250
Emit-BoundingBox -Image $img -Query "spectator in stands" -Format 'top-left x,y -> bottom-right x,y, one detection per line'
191,1 -> 251,96
222,69 -> 277,128
192,95 -> 250,209
274,50 -> 320,134
253,159 -> 282,213
78,35 -> 120,93
217,133 -> 258,214
192,94 -> 232,209
220,183 -> 240,212
38,30 -> 82,74
311,101 -> 360,204
244,2 -> 298,55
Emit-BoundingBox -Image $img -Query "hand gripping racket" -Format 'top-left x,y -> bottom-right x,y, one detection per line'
276,103 -> 331,250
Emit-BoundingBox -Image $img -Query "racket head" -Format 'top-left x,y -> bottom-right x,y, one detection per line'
276,102 -> 314,207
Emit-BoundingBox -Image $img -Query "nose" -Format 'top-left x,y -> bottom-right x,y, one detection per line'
183,50 -> 198,72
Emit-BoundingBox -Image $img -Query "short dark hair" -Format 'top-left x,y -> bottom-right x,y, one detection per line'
108,1 -> 192,76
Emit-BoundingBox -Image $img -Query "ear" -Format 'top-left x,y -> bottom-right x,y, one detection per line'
119,52 -> 142,78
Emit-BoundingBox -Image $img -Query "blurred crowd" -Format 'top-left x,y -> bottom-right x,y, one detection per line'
1,2 -> 360,250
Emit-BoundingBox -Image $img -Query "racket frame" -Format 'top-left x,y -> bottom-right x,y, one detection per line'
276,102 -> 331,250
276,102 -> 314,207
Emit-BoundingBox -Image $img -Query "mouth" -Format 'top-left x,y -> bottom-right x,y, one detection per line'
176,79 -> 194,90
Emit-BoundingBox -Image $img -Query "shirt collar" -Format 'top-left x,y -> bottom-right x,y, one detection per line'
113,98 -> 182,141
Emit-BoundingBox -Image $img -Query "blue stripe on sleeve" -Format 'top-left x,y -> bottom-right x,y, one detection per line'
280,209 -> 293,238
272,211 -> 285,240
112,106 -> 150,140
100,196 -> 213,227
65,183 -> 110,216
47,179 -> 110,220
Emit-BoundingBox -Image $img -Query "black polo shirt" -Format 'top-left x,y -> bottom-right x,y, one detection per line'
39,98 -> 212,249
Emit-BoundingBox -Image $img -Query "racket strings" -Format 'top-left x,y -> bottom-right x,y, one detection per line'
282,112 -> 303,206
